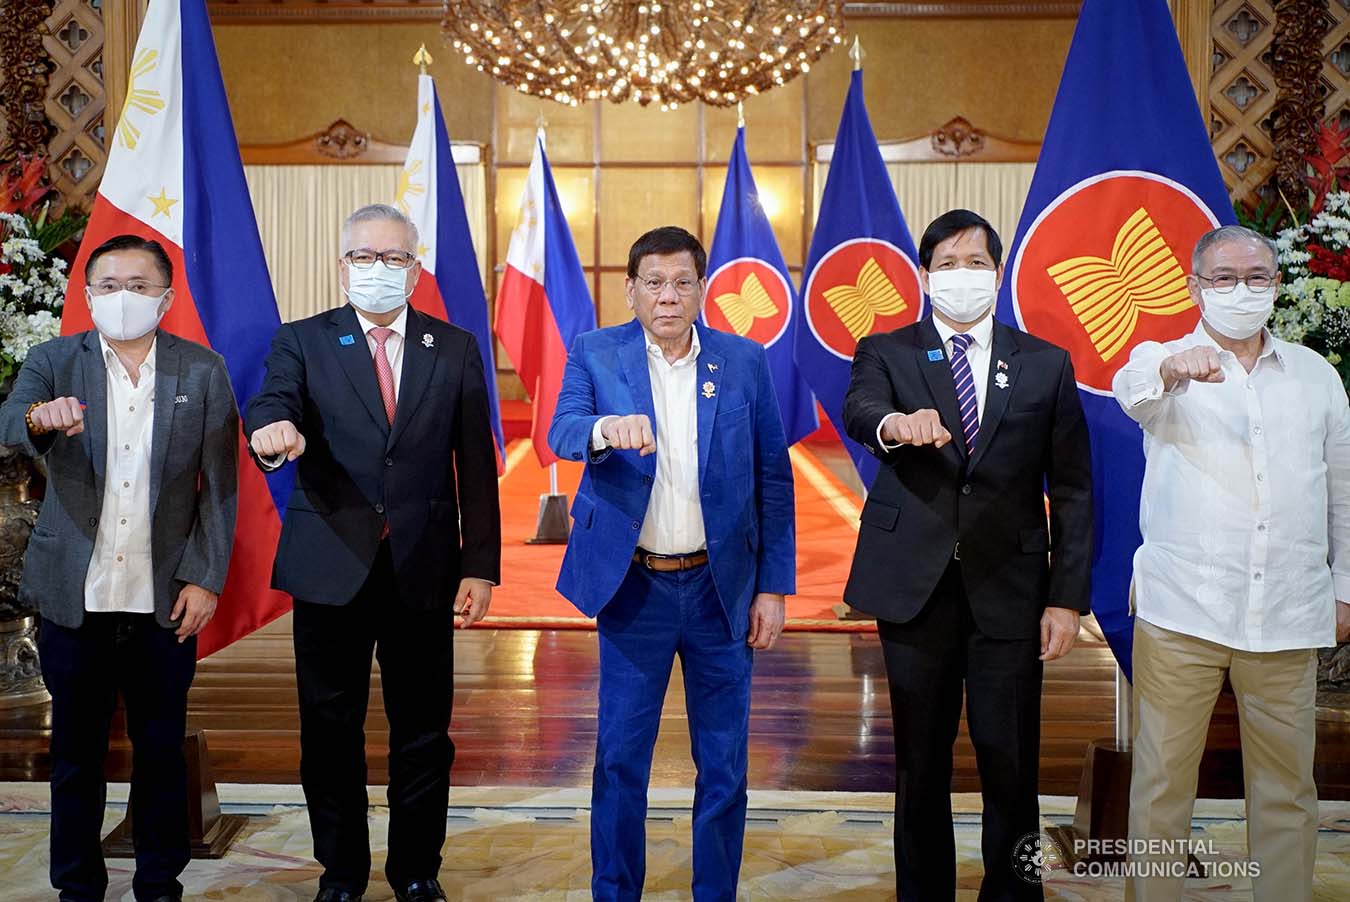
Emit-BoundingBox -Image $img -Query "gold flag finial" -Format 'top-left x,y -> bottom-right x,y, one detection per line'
737,101 -> 745,128
413,44 -> 433,74
850,35 -> 863,71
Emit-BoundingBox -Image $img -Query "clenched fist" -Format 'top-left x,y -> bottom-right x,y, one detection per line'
30,397 -> 84,436
602,414 -> 656,456
882,409 -> 952,448
1160,346 -> 1224,392
250,419 -> 306,462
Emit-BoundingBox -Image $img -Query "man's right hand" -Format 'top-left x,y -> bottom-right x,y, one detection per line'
30,397 -> 84,436
882,409 -> 952,448
1160,347 -> 1224,392
250,419 -> 306,461
601,414 -> 656,456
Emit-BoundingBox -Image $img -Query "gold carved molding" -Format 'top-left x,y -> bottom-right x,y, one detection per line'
0,0 -> 57,163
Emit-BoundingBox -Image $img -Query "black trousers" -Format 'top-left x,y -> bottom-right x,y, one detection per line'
292,540 -> 455,894
877,562 -> 1044,902
39,612 -> 197,902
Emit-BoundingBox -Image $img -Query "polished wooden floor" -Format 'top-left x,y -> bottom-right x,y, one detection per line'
3,616 -> 1348,799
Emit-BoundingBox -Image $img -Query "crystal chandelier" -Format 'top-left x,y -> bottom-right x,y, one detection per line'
441,1 -> 844,109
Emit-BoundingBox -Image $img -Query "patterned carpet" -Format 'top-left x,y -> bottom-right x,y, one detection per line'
2,784 -> 1348,899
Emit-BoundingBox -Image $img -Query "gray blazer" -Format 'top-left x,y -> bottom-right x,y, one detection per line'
0,330 -> 239,629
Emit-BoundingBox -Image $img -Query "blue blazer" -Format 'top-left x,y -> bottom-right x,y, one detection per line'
548,319 -> 795,638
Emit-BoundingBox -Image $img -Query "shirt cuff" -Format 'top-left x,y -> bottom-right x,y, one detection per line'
1121,362 -> 1189,408
591,416 -> 617,452
877,412 -> 904,451
259,451 -> 287,472
1334,573 -> 1350,602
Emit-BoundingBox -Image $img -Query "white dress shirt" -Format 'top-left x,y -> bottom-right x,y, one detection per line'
1113,323 -> 1350,651
84,336 -> 157,614
877,313 -> 994,449
353,304 -> 408,400
592,327 -> 706,554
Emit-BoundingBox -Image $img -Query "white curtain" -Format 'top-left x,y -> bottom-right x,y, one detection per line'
812,161 -> 1037,252
242,163 -> 488,322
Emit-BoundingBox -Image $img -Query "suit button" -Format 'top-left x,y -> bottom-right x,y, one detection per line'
88,517 -> 97,527
375,503 -> 385,514
631,521 -> 640,530
642,475 -> 653,485
961,484 -> 972,495
385,457 -> 393,467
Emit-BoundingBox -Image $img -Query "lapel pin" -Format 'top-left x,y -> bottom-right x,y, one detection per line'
422,333 -> 435,348
994,372 -> 1010,390
707,362 -> 718,372
927,349 -> 945,362
339,334 -> 356,346
997,359 -> 1008,370
702,381 -> 716,399
174,394 -> 188,404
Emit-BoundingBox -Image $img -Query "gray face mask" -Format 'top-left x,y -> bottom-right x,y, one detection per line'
343,261 -> 411,314
1201,283 -> 1275,340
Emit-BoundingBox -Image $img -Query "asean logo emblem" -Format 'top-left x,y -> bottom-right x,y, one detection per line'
1011,170 -> 1221,395
703,258 -> 793,347
803,238 -> 922,361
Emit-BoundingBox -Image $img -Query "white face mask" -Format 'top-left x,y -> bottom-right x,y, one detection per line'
343,260 -> 412,315
926,267 -> 997,324
88,289 -> 167,341
1200,283 -> 1275,340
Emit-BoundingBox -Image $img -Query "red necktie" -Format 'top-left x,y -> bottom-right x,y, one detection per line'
370,327 -> 397,425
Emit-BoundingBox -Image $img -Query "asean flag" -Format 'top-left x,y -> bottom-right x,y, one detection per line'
997,0 -> 1234,679
494,132 -> 596,466
62,0 -> 291,658
396,73 -> 505,470
703,124 -> 817,446
795,69 -> 923,488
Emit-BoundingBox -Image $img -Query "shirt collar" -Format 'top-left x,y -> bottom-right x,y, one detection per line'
1189,320 -> 1286,369
643,323 -> 701,366
353,305 -> 408,339
99,333 -> 157,376
932,312 -> 994,351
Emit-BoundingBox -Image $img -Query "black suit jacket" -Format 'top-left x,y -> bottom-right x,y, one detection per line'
245,305 -> 501,608
842,317 -> 1093,639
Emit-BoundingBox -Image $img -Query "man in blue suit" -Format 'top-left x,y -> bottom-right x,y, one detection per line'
549,226 -> 796,901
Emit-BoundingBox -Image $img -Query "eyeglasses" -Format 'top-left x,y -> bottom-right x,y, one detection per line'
1194,273 -> 1276,293
343,249 -> 417,270
637,276 -> 701,298
88,280 -> 168,296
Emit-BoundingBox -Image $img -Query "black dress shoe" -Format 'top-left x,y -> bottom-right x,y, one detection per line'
142,896 -> 182,902
314,889 -> 363,902
394,878 -> 447,902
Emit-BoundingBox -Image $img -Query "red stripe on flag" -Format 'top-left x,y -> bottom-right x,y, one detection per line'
63,197 -> 291,659
495,265 -> 568,466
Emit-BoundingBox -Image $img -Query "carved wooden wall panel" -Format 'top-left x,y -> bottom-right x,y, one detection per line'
1323,0 -> 1350,132
0,0 -> 57,163
1211,0 -> 1280,208
41,0 -> 106,211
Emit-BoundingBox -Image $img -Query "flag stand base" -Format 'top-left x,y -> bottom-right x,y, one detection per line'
526,493 -> 570,544
102,730 -> 246,859
1044,738 -> 1132,866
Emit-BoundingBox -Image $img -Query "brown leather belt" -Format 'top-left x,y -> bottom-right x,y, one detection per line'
632,548 -> 709,572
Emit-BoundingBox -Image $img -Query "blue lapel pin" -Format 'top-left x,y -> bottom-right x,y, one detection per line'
339,334 -> 356,346
926,348 -> 944,362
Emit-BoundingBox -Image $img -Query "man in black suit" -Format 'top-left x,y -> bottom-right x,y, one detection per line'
246,204 -> 501,902
843,209 -> 1093,900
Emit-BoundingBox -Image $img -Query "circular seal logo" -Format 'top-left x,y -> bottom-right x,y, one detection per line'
803,238 -> 922,361
703,257 -> 793,347
1011,170 -> 1221,395
1011,831 -> 1063,885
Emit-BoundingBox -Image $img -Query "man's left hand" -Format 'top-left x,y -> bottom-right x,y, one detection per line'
171,584 -> 218,643
747,593 -> 786,650
1337,601 -> 1350,644
454,577 -> 493,628
1040,606 -> 1080,662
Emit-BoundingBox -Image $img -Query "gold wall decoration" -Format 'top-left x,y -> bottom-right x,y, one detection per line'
1211,0 -> 1281,209
42,0 -> 108,211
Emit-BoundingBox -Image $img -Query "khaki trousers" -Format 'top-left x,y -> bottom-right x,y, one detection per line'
1125,618 -> 1318,902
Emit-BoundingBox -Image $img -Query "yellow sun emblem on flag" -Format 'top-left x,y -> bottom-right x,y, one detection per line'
713,272 -> 779,337
395,160 -> 426,215
1046,207 -> 1194,362
822,257 -> 909,341
117,48 -> 167,151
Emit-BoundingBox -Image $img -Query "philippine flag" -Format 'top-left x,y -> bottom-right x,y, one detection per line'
997,0 -> 1234,679
795,69 -> 923,488
62,0 -> 291,658
494,132 -> 596,466
703,124 -> 817,445
397,72 -> 505,469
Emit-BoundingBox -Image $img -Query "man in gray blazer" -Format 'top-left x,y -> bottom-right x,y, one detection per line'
0,234 -> 238,902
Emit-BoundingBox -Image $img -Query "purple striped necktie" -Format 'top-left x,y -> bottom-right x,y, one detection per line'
949,331 -> 980,453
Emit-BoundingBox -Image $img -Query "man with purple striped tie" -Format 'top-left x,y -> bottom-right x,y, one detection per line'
842,209 -> 1094,900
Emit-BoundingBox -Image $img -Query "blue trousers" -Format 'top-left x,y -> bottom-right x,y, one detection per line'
591,562 -> 753,902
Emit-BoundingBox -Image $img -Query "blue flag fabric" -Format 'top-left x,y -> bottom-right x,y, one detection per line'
996,0 -> 1235,680
795,70 -> 923,487
703,126 -> 817,445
